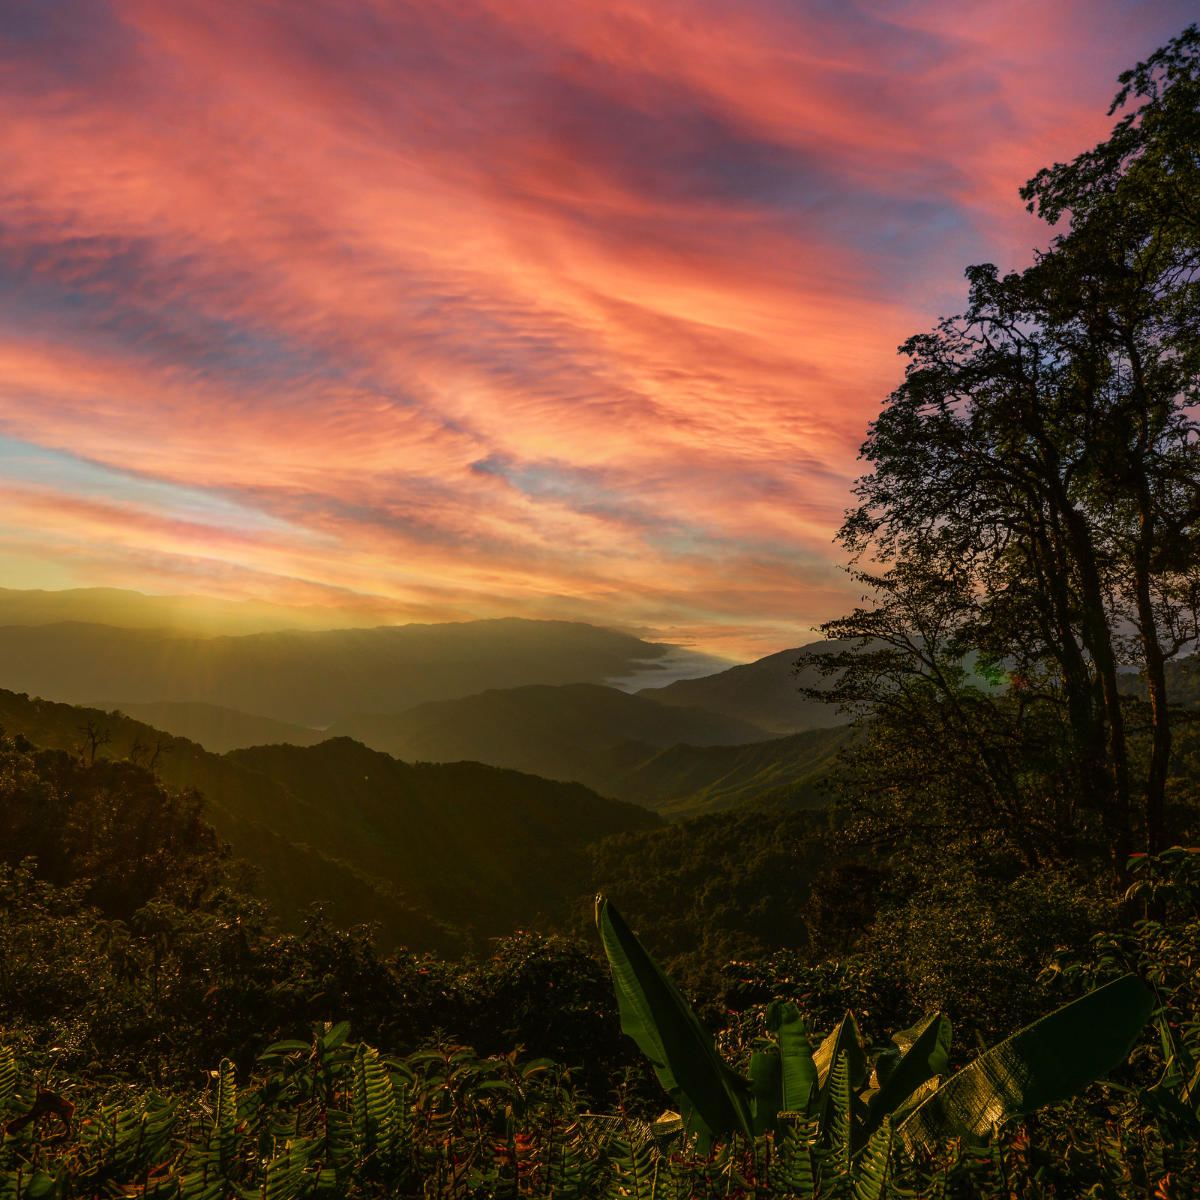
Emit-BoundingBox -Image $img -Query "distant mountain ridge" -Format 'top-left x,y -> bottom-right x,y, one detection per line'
0,617 -> 668,726
327,682 -> 852,818
90,700 -> 326,753
637,640 -> 852,733
0,585 -> 398,635
590,724 -> 856,819
330,681 -> 767,767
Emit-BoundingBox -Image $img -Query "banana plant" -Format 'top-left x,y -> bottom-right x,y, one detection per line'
895,972 -> 1154,1153
595,894 -> 1153,1155
595,895 -> 755,1151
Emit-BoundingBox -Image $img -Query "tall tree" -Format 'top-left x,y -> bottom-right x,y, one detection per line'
808,27 -> 1200,868
1019,25 -> 1200,854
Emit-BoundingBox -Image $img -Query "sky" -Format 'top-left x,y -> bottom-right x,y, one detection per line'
0,0 -> 1193,658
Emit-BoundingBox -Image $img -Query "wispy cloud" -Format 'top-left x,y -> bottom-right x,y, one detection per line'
0,0 -> 1191,655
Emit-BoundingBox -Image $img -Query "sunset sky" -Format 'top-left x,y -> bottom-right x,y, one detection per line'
0,0 -> 1193,658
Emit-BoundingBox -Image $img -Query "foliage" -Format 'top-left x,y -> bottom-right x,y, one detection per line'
586,806 -> 831,1011
0,860 -> 648,1103
5,1016 -> 1200,1200
0,732 -> 230,922
595,895 -> 1152,1158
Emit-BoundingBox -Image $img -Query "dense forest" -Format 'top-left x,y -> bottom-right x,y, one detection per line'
3,25 -> 1200,1199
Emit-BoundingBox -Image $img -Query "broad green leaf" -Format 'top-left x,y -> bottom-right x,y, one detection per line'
320,1022 -> 351,1054
595,896 -> 754,1141
890,1075 -> 940,1128
862,1014 -> 952,1142
769,1001 -> 819,1115
260,1041 -> 311,1058
748,1049 -> 781,1136
22,1171 -> 59,1200
897,973 -> 1153,1152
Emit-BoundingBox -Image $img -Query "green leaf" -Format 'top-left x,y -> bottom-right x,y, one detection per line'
897,973 -> 1153,1152
259,1041 -> 311,1059
863,1014 -> 952,1142
595,896 -> 754,1142
22,1171 -> 59,1200
770,1001 -> 819,1115
319,1023 -> 350,1055
748,1049 -> 781,1136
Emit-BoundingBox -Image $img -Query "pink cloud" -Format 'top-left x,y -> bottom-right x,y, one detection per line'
0,0 -> 1191,656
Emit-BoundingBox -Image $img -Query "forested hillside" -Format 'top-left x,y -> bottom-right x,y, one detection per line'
74,689 -> 850,817
0,689 -> 659,950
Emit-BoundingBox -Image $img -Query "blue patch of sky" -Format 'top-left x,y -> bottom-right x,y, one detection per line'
0,0 -> 140,92
471,453 -> 818,561
0,235 -> 348,392
0,434 -> 301,536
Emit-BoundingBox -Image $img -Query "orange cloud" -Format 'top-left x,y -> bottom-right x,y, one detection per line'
0,0 -> 1191,657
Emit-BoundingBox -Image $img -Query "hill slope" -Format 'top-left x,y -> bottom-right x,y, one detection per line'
592,725 -> 856,819
91,700 -> 326,753
331,683 -> 849,817
330,683 -> 766,771
0,617 -> 667,726
637,640 -> 852,733
0,690 -> 659,950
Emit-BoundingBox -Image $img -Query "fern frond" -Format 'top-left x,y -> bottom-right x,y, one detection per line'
544,1127 -> 601,1200
823,1051 -> 853,1176
213,1058 -> 239,1176
351,1044 -> 396,1166
608,1132 -> 676,1200
852,1117 -> 901,1200
112,1097 -> 179,1182
248,1138 -> 317,1200
0,1046 -> 16,1109
772,1113 -> 826,1199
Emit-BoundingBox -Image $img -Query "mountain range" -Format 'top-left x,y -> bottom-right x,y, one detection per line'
0,585 -> 399,635
0,617 -> 670,726
326,683 -> 851,817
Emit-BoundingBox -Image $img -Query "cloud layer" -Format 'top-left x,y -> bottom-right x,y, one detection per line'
0,0 -> 1191,655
